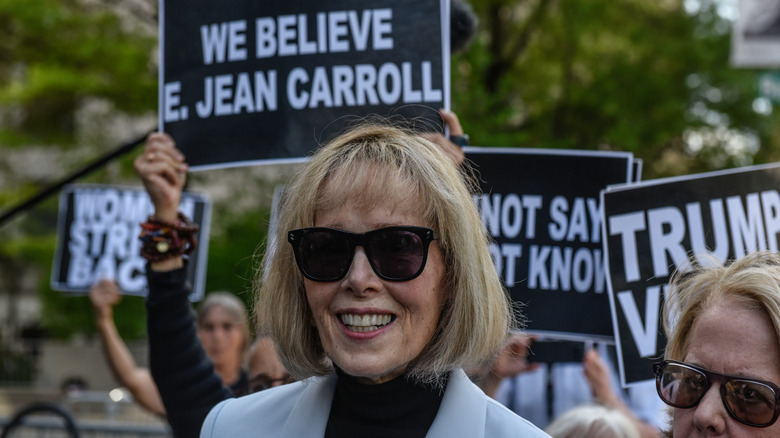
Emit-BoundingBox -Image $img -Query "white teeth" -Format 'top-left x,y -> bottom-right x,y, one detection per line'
340,314 -> 392,332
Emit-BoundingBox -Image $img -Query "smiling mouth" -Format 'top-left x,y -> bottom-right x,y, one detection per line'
339,314 -> 395,333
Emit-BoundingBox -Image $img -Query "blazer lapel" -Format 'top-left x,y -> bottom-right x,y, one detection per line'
277,370 -> 487,438
426,369 -> 486,438
280,375 -> 338,438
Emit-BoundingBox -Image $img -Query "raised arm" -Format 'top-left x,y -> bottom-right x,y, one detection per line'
134,132 -> 188,272
583,349 -> 662,438
420,109 -> 467,166
134,133 -> 232,438
473,333 -> 540,398
89,279 -> 165,416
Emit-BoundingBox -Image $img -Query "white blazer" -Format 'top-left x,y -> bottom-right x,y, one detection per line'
201,369 -> 550,437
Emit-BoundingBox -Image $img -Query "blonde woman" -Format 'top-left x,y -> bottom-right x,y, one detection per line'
136,122 -> 549,437
656,251 -> 780,436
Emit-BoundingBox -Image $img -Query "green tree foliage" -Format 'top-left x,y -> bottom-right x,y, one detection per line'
453,0 -> 778,178
202,205 -> 271,318
0,0 -> 157,340
0,0 -> 157,146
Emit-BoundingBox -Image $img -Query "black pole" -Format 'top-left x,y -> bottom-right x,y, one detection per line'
0,130 -> 152,227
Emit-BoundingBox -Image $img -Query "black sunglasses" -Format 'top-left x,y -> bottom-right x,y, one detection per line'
653,360 -> 780,427
249,372 -> 295,393
287,226 -> 437,282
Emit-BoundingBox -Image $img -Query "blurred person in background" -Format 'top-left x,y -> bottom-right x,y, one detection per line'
473,334 -> 662,437
544,403 -> 640,438
89,279 -> 251,416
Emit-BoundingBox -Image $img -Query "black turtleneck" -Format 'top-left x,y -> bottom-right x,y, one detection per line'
324,368 -> 447,438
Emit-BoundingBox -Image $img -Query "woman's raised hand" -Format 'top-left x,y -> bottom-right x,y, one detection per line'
133,132 -> 188,222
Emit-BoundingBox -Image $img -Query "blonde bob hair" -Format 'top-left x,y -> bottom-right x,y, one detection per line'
663,251 -> 780,362
255,122 -> 516,384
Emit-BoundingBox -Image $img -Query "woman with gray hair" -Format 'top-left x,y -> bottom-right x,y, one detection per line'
194,291 -> 251,393
545,404 -> 640,438
655,251 -> 780,436
88,280 -> 250,417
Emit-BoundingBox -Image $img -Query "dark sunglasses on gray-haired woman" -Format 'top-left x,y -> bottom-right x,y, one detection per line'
654,360 -> 780,427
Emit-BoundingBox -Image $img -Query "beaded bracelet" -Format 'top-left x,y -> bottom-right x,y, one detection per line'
139,213 -> 200,262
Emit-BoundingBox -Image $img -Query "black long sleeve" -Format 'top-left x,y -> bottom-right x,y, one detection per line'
146,266 -> 232,438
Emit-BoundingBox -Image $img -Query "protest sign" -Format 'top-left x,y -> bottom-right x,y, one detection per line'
51,184 -> 211,301
160,0 -> 450,170
464,147 -> 634,341
602,163 -> 780,385
730,0 -> 780,67
632,158 -> 643,183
